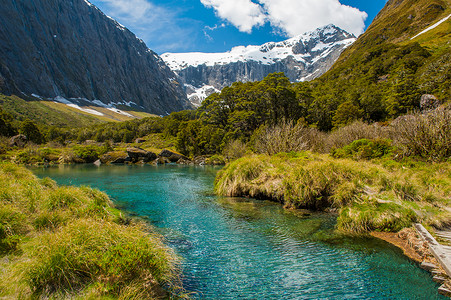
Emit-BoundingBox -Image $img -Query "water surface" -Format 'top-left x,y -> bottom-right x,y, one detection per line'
31,164 -> 444,299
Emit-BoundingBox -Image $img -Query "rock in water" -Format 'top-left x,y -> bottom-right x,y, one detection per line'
0,0 -> 191,115
127,147 -> 157,163
158,149 -> 188,162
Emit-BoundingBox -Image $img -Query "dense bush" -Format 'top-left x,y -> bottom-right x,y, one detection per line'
390,108 -> 451,161
331,139 -> 394,160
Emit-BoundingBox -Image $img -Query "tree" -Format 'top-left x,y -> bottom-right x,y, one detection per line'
0,108 -> 16,137
20,119 -> 43,144
333,101 -> 364,128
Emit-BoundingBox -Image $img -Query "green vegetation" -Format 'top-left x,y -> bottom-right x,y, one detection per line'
0,162 -> 180,299
331,139 -> 394,160
215,153 -> 451,233
0,94 -> 104,127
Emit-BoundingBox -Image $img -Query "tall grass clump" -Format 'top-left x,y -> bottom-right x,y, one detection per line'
0,162 -> 180,299
215,153 -> 451,233
252,121 -> 325,155
27,220 -> 176,299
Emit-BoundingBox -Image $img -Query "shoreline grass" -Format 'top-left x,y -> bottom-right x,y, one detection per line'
0,162 -> 181,299
215,152 -> 451,233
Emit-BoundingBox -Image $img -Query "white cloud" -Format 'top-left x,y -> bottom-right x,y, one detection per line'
200,0 -> 367,36
200,0 -> 266,33
261,0 -> 367,36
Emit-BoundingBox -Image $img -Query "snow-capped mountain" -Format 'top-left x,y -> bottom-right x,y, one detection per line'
162,24 -> 356,106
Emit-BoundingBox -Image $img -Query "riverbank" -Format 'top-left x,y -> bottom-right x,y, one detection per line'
1,133 -> 226,166
215,152 -> 451,233
0,162 -> 181,299
371,230 -> 423,263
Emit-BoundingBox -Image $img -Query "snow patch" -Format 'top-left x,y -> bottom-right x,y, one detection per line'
92,100 -> 108,107
54,96 -> 72,105
185,84 -> 220,106
31,94 -> 43,99
107,107 -> 134,117
52,96 -> 137,117
66,104 -> 104,116
105,15 -> 126,31
83,0 -> 93,7
411,14 -> 451,40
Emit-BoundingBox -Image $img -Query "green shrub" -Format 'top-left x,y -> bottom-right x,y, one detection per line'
331,138 -> 394,160
73,145 -> 101,163
20,119 -> 44,144
205,155 -> 226,165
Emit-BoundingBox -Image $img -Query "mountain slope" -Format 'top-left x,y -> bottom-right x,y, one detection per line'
0,0 -> 191,115
162,25 -> 356,106
296,0 -> 451,130
335,0 -> 451,62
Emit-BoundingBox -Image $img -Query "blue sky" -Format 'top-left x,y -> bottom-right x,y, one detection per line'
88,0 -> 387,54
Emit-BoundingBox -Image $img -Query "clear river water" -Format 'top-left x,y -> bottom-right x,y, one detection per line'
31,164 -> 445,299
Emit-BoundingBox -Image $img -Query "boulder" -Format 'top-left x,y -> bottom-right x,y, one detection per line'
193,156 -> 207,165
127,147 -> 157,163
135,138 -> 146,144
177,158 -> 193,165
158,149 -> 188,162
420,94 -> 440,111
100,151 -> 128,164
9,134 -> 27,148
156,157 -> 171,164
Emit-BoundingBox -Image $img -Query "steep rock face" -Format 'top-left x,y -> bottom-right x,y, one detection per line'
0,0 -> 191,115
162,25 -> 356,105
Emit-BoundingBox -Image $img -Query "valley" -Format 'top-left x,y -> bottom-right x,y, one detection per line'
0,0 -> 450,298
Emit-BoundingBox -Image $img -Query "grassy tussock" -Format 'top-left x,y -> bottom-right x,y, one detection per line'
215,153 -> 451,233
0,162 -> 179,299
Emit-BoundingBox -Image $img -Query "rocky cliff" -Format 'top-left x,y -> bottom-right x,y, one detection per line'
0,0 -> 191,115
162,25 -> 356,105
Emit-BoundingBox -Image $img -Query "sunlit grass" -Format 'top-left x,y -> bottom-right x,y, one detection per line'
0,162 -> 180,299
215,152 -> 451,233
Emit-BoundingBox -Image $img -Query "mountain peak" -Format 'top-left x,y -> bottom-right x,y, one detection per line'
162,25 -> 356,106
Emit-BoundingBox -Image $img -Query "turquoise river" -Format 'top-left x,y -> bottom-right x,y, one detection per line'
31,164 -> 445,299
